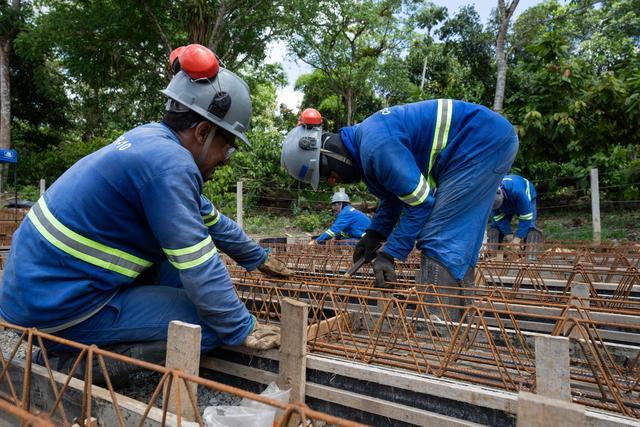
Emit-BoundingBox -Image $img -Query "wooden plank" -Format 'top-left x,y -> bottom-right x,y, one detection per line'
307,312 -> 354,341
517,391 -> 585,427
278,298 -> 308,404
306,382 -> 483,427
535,336 -> 570,401
164,321 -> 201,422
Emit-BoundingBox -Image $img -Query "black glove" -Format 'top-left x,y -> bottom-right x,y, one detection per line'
373,252 -> 397,288
353,230 -> 385,263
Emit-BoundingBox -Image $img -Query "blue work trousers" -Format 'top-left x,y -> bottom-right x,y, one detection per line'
416,130 -> 519,280
46,283 -> 222,353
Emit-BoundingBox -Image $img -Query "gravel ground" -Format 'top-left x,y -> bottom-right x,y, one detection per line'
0,329 -> 28,360
120,370 -> 242,409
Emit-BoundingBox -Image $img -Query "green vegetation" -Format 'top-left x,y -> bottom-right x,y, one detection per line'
3,0 -> 639,241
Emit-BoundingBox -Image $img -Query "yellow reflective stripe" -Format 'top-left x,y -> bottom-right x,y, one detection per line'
164,235 -> 212,256
427,99 -> 453,189
519,213 -> 533,220
38,199 -> 151,268
525,179 -> 532,201
163,235 -> 218,270
203,209 -> 220,227
28,209 -> 140,278
326,229 -> 336,238
399,175 -> 430,206
494,213 -> 506,222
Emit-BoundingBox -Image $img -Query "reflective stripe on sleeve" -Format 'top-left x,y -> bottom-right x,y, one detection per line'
399,175 -> 430,206
163,235 -> 217,270
493,213 -> 506,222
326,229 -> 336,238
203,209 -> 221,227
525,179 -> 532,201
27,198 -> 152,278
519,213 -> 533,220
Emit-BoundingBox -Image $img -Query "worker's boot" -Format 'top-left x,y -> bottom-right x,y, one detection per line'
34,341 -> 166,389
420,255 -> 475,323
524,229 -> 544,261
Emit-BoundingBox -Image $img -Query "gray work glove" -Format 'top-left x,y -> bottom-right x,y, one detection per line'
372,252 -> 397,288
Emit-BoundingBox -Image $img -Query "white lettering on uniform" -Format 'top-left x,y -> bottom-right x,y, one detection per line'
113,136 -> 131,151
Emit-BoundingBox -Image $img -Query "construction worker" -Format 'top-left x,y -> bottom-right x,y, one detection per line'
0,44 -> 290,382
310,190 -> 371,245
488,174 -> 542,248
281,102 -> 518,321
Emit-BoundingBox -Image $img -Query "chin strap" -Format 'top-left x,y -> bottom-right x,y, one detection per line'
320,148 -> 352,166
198,125 -> 217,166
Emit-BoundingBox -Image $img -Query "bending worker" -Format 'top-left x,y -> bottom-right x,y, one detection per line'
0,44 -> 290,381
311,190 -> 371,245
281,102 -> 518,321
488,174 -> 542,247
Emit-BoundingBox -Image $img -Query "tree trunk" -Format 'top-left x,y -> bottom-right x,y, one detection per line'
493,0 -> 519,113
345,88 -> 353,126
0,40 -> 12,195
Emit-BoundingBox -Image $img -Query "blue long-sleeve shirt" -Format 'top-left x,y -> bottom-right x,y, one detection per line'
0,123 -> 257,346
316,205 -> 371,242
491,175 -> 537,238
340,100 -> 502,261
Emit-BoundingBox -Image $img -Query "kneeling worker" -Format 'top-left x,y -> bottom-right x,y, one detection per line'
281,102 -> 519,321
0,44 -> 290,381
311,190 -> 371,245
488,174 -> 542,248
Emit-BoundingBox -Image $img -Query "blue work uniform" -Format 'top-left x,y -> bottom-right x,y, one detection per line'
340,100 -> 519,280
0,123 -> 266,352
316,205 -> 371,242
491,174 -> 537,239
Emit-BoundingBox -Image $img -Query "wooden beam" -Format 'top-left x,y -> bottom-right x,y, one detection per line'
278,298 -> 308,404
164,321 -> 201,422
307,312 -> 354,341
535,336 -> 570,401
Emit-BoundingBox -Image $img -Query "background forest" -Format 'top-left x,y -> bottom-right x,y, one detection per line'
1,0 -> 638,238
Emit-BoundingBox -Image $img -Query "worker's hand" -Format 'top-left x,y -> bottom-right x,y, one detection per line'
257,251 -> 293,278
507,236 -> 522,252
354,230 -> 384,263
373,252 -> 397,288
243,319 -> 280,350
503,234 -> 515,243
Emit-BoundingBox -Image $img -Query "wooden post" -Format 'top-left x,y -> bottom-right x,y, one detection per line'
164,321 -> 201,421
278,298 -> 308,404
236,180 -> 243,228
39,179 -> 46,197
590,168 -> 601,245
535,336 -> 570,401
517,392 -> 585,427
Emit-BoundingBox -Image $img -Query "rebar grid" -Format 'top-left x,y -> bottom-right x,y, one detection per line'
0,322 -> 364,427
225,243 -> 640,418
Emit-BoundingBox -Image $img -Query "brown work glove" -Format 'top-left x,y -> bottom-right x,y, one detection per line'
506,236 -> 522,252
243,318 -> 280,350
257,250 -> 293,278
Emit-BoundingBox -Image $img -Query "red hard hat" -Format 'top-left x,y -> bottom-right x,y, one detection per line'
174,44 -> 219,80
169,46 -> 185,75
299,108 -> 322,126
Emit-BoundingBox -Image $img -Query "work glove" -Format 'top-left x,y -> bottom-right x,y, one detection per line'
243,318 -> 280,350
257,250 -> 293,278
503,234 -> 514,243
373,252 -> 397,288
353,230 -> 385,263
308,239 -> 317,246
507,236 -> 522,252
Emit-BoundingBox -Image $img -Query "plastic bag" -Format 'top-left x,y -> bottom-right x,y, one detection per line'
203,382 -> 291,427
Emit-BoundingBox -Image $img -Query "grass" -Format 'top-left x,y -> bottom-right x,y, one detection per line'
242,208 -> 640,243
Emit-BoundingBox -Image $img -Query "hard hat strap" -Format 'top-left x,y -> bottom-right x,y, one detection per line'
320,148 -> 352,166
198,125 -> 217,166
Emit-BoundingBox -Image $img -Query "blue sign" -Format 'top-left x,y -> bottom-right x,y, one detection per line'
0,149 -> 17,164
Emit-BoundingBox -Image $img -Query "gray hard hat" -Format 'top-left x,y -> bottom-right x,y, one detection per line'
280,124 -> 323,190
162,68 -> 252,146
492,187 -> 505,211
331,190 -> 350,204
